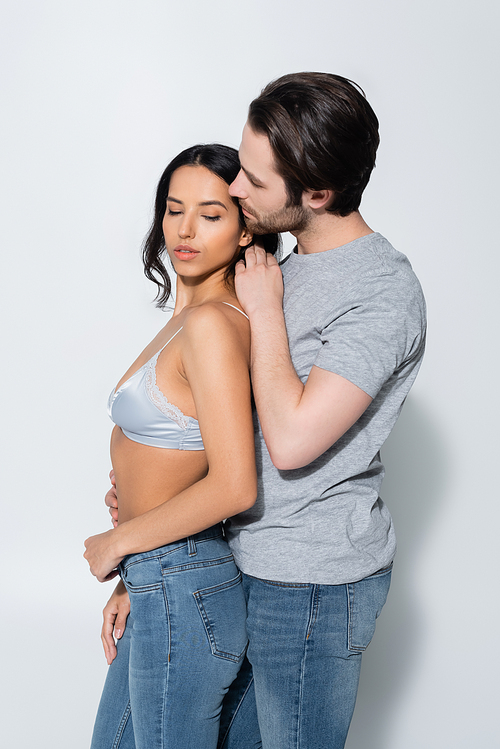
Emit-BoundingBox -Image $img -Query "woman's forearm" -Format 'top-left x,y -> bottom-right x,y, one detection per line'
120,472 -> 254,554
84,469 -> 256,581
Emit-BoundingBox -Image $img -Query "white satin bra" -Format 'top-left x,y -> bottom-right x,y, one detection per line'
107,303 -> 248,450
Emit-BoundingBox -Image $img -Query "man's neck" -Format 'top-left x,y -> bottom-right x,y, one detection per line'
294,211 -> 373,255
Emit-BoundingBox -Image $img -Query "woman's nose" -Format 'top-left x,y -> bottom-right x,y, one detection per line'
179,217 -> 193,238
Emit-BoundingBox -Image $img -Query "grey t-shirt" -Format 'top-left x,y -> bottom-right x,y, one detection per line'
226,232 -> 426,585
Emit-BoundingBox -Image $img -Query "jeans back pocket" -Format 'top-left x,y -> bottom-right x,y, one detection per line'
347,565 -> 392,652
193,573 -> 248,662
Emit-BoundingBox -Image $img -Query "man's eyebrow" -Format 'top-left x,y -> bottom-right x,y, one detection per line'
166,196 -> 228,210
241,166 -> 265,187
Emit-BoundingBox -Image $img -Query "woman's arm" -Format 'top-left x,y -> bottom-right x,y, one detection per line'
84,304 -> 256,582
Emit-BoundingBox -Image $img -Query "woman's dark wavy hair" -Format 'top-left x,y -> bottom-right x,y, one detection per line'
248,72 -> 380,217
142,143 -> 281,308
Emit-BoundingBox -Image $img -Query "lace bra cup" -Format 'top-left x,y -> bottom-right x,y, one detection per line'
108,327 -> 204,450
107,303 -> 248,451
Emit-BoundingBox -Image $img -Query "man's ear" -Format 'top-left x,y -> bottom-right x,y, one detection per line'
303,189 -> 334,211
239,227 -> 254,248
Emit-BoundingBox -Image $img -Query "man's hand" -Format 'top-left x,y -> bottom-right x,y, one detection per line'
106,469 -> 118,528
234,243 -> 373,470
84,528 -> 123,583
234,244 -> 283,318
101,580 -> 130,665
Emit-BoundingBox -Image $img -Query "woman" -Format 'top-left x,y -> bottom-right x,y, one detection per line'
84,144 -> 279,748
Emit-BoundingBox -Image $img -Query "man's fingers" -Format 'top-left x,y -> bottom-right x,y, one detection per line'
244,246 -> 257,266
105,487 -> 118,509
105,475 -> 118,526
252,245 -> 268,263
244,245 -> 275,267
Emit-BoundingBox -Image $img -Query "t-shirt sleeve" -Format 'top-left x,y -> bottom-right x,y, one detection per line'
313,272 -> 426,399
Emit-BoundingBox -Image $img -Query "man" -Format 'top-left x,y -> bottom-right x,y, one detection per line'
217,73 -> 426,749
103,73 -> 426,748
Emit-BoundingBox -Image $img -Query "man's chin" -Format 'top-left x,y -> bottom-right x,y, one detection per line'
242,204 -> 310,235
242,217 -> 268,235
251,225 -> 271,236
243,214 -> 280,235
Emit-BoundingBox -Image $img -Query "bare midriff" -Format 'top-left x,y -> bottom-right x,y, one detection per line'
110,426 -> 208,525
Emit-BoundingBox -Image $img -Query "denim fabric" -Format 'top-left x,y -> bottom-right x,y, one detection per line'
91,525 -> 248,749
218,565 -> 392,749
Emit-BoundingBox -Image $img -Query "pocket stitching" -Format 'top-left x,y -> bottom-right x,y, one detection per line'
123,581 -> 162,593
162,555 -> 234,576
193,573 -> 247,662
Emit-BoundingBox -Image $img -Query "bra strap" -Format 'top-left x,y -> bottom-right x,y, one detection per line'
222,302 -> 249,320
157,326 -> 183,356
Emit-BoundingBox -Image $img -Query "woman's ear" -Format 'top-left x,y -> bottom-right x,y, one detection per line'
238,227 -> 254,248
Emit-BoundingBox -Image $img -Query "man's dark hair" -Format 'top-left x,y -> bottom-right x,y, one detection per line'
248,72 -> 380,216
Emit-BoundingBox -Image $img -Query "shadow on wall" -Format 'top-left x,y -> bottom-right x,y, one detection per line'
345,394 -> 450,749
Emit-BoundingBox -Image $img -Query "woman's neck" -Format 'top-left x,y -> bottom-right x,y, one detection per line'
172,273 -> 236,316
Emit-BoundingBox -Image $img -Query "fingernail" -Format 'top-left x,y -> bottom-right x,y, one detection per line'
115,629 -> 122,639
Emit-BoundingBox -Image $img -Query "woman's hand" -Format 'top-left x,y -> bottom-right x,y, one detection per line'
83,528 -> 124,582
101,579 -> 130,665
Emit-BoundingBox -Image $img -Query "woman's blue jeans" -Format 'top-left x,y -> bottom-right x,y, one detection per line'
90,525 -> 248,749
219,564 -> 393,749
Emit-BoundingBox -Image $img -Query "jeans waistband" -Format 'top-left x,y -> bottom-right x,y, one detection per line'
120,523 -> 224,571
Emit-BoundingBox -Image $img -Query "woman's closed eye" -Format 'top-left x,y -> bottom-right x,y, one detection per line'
166,210 -> 220,222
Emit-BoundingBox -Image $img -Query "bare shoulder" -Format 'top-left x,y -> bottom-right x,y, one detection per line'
182,302 -> 250,350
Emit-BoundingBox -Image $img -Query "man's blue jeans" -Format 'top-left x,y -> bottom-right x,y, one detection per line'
90,525 -> 248,749
219,565 -> 392,749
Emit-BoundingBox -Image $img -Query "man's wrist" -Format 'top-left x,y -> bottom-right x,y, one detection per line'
246,301 -> 284,326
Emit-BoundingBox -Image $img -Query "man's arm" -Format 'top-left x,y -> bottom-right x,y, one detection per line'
234,246 -> 372,470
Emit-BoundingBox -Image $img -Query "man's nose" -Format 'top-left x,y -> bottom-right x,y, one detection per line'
229,170 -> 247,199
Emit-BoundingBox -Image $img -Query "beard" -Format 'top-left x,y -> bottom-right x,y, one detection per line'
241,200 -> 310,235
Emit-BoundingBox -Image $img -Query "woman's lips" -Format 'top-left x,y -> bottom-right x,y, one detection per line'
173,245 -> 200,260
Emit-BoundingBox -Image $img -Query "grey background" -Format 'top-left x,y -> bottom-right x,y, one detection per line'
1,1 -> 498,746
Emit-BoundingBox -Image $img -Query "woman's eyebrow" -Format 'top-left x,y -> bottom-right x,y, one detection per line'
198,200 -> 228,210
166,196 -> 227,210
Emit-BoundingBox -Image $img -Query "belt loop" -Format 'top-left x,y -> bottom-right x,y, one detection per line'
187,536 -> 197,556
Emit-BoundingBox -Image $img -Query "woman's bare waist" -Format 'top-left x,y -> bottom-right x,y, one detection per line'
111,427 -> 208,523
